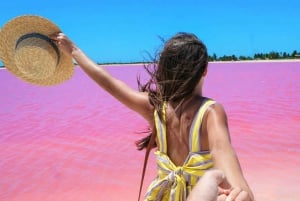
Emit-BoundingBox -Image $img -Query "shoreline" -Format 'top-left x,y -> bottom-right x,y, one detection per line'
97,59 -> 300,66
93,59 -> 300,67
1,59 -> 300,69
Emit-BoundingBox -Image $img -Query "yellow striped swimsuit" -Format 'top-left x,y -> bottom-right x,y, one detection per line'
144,99 -> 216,201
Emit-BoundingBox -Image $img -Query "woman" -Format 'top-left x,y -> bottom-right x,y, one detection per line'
51,32 -> 254,201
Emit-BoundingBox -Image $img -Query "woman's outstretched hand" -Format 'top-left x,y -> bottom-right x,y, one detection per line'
50,32 -> 77,57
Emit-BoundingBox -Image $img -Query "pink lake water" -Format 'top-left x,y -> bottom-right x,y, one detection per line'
0,61 -> 300,201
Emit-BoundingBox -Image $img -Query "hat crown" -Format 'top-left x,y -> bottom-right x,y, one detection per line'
14,33 -> 60,79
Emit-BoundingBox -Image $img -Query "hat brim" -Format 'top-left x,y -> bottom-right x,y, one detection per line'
0,29 -> 3,61
0,15 -> 74,86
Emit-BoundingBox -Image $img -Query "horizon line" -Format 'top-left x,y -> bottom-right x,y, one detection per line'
1,59 -> 300,69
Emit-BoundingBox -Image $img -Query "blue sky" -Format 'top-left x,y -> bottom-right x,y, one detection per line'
1,0 -> 299,63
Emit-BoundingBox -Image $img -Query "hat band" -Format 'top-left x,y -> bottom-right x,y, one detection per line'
15,33 -> 61,66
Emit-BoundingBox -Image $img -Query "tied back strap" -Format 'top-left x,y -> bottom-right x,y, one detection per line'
138,130 -> 156,201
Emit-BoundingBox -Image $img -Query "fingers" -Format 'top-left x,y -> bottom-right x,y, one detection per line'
49,32 -> 65,38
218,187 -> 230,196
49,32 -> 62,41
49,32 -> 68,44
217,194 -> 228,201
49,33 -> 61,47
226,187 -> 249,201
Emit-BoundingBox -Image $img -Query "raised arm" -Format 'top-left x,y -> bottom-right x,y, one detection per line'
205,103 -> 254,201
51,33 -> 153,123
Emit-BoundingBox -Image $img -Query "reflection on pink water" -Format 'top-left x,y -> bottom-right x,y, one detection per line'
0,61 -> 300,201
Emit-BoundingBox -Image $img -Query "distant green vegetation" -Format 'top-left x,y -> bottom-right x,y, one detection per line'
96,50 -> 300,64
208,50 -> 300,61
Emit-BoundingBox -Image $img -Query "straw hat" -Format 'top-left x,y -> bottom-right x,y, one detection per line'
0,15 -> 74,86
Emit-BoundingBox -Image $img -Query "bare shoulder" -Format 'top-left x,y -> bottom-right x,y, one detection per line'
208,101 -> 226,113
202,101 -> 228,125
203,101 -> 231,146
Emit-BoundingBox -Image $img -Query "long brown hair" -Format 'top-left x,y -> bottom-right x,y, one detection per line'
136,32 -> 208,150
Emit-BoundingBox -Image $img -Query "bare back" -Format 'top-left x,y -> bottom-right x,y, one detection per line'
164,96 -> 209,166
